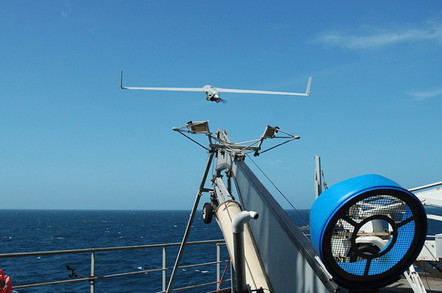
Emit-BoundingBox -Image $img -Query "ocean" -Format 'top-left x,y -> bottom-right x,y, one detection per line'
0,209 -> 440,292
0,210 -> 233,293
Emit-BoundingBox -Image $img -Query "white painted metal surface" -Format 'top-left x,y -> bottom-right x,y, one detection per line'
416,240 -> 439,261
437,234 -> 442,259
411,182 -> 442,208
403,265 -> 427,293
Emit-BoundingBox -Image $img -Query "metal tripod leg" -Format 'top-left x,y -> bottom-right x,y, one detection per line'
166,152 -> 214,293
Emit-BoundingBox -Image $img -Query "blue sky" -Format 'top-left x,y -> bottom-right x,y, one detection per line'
1,1 -> 441,210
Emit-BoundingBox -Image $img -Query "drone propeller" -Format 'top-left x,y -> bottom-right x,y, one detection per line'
120,70 -> 311,103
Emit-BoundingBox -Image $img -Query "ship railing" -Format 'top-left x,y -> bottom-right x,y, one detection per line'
0,239 -> 231,292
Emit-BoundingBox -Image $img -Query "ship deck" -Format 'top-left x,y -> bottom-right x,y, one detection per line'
379,274 -> 442,292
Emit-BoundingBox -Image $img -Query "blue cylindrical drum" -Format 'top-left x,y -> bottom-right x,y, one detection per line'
310,174 -> 427,289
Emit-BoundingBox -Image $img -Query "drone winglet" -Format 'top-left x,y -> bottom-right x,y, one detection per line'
120,69 -> 125,89
306,76 -> 312,96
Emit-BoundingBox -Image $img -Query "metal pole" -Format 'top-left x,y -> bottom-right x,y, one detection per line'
314,154 -> 322,198
217,243 -> 221,289
90,252 -> 95,293
230,262 -> 234,293
233,232 -> 246,293
166,152 -> 215,293
162,246 -> 167,292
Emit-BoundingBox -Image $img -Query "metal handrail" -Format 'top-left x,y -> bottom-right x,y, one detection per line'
1,239 -> 229,292
0,239 -> 224,258
409,181 -> 442,192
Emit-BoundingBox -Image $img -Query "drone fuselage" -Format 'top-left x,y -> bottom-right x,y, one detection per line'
203,85 -> 222,103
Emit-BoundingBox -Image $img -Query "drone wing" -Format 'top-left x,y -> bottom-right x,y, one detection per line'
120,70 -> 205,92
216,76 -> 312,97
121,86 -> 206,92
120,69 -> 312,98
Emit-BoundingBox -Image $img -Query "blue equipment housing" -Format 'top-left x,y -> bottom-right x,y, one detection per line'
310,174 -> 427,289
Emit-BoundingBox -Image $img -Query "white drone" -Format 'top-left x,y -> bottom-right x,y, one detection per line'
120,70 -> 312,103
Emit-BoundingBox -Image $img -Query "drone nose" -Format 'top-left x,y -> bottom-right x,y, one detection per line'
214,94 -> 223,103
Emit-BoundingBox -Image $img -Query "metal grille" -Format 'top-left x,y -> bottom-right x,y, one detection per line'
329,194 -> 414,276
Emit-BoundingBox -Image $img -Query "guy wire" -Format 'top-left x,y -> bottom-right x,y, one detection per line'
245,153 -> 309,227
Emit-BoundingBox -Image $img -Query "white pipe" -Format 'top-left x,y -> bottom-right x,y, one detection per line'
232,211 -> 259,293
409,181 -> 442,192
232,211 -> 259,233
